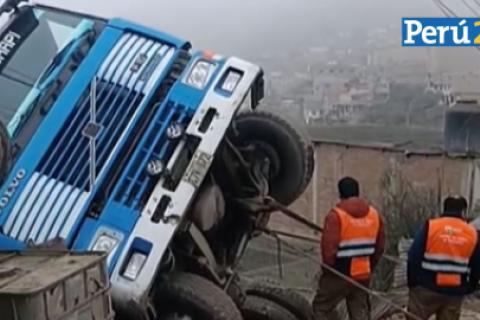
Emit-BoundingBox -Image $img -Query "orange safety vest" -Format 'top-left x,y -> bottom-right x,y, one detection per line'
335,206 -> 380,280
422,217 -> 478,287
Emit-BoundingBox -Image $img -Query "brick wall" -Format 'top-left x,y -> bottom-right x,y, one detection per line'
269,142 -> 472,235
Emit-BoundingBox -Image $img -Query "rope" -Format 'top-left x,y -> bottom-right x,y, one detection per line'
255,198 -> 420,320
273,232 -> 285,279
260,230 -> 423,320
258,227 -> 407,265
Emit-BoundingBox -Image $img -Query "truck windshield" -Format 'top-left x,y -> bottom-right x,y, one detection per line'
0,7 -> 89,134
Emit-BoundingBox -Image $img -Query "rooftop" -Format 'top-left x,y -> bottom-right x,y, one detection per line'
307,125 -> 445,155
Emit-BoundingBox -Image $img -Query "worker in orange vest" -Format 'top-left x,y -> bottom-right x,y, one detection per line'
407,196 -> 480,320
313,177 -> 385,320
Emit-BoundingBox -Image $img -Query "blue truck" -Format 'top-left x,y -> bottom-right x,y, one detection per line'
0,1 -> 314,319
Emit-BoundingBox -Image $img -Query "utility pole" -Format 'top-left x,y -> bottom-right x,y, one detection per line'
405,95 -> 418,128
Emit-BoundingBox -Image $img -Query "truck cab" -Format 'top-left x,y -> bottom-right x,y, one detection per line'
0,1 -> 313,318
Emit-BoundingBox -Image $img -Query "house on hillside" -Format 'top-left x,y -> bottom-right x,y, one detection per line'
426,73 -> 480,107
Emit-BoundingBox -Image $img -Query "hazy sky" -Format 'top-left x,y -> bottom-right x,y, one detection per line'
36,0 -> 476,57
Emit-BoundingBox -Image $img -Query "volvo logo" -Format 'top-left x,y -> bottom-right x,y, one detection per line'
0,169 -> 26,213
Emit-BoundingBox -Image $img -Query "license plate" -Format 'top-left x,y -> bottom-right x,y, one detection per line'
183,150 -> 213,188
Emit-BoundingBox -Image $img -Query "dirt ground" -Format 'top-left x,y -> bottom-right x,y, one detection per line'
238,235 -> 318,296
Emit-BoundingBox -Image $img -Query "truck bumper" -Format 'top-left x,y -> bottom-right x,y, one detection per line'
109,56 -> 262,311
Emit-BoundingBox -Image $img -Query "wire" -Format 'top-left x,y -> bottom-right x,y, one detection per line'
431,0 -> 480,66
462,0 -> 480,15
433,0 -> 457,17
261,227 -> 408,265
261,232 -> 424,320
257,195 -> 462,320
273,233 -> 285,279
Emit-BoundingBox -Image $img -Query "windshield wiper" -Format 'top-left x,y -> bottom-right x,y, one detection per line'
37,21 -> 95,87
36,38 -> 77,86
10,27 -> 95,139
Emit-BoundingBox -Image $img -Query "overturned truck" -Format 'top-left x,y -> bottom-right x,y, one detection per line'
0,0 -> 314,319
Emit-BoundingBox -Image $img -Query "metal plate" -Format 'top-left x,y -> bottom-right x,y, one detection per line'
182,150 -> 213,188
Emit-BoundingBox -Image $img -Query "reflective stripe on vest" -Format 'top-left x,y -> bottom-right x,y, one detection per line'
421,261 -> 469,273
337,247 -> 375,258
335,207 -> 380,259
422,217 -> 478,277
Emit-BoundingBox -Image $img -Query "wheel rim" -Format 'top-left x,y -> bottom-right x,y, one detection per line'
249,140 -> 281,179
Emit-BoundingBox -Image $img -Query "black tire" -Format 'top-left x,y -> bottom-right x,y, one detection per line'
232,111 -> 313,205
154,272 -> 242,320
241,295 -> 298,320
0,121 -> 11,184
245,278 -> 313,320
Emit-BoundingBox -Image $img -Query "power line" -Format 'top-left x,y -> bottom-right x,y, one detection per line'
473,0 -> 480,9
462,0 -> 480,15
432,0 -> 480,54
433,0 -> 457,17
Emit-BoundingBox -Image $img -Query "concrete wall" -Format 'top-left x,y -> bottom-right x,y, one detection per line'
269,142 -> 473,235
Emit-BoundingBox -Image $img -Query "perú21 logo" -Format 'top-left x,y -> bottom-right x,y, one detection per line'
402,18 -> 480,46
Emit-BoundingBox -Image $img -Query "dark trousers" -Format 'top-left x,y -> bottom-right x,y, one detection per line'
313,272 -> 371,320
408,287 -> 463,320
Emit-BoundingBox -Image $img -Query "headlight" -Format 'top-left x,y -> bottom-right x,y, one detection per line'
221,70 -> 243,93
186,60 -> 215,89
123,252 -> 147,281
91,233 -> 121,267
92,234 -> 119,253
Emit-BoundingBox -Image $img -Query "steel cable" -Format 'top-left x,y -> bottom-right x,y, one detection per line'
462,0 -> 480,15
259,230 -> 423,320
258,227 -> 407,265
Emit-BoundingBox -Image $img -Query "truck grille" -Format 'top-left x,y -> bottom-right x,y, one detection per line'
3,33 -> 176,243
114,101 -> 192,208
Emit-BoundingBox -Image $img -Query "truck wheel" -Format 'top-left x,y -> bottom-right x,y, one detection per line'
241,295 -> 298,320
0,121 -> 11,184
154,272 -> 242,320
245,278 -> 313,320
232,111 -> 313,205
